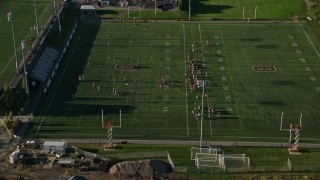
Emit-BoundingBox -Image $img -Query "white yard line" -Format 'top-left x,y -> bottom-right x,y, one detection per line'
300,24 -> 320,58
0,29 -> 39,79
219,27 -> 244,131
183,24 -> 189,137
36,22 -> 87,135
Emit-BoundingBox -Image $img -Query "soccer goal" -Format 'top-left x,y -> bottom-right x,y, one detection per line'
195,154 -> 222,169
191,146 -> 250,172
242,6 -> 257,21
191,147 -> 219,160
220,154 -> 250,172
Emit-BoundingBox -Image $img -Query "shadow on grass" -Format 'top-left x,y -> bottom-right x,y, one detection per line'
241,38 -> 262,42
256,44 -> 277,49
260,100 -> 284,106
79,148 -> 99,153
192,0 -> 234,14
49,104 -> 136,116
97,10 -> 118,15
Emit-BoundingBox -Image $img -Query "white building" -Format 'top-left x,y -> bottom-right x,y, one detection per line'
43,141 -> 67,154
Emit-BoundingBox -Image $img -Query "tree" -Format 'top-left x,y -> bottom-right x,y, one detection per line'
179,0 -> 189,11
2,84 -> 18,115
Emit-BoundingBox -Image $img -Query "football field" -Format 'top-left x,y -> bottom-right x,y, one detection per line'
0,0 -> 54,88
29,21 -> 320,143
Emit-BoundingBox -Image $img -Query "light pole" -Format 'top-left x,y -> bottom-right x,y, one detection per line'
54,0 -> 61,37
7,12 -> 18,71
154,0 -> 157,15
33,0 -> 39,35
21,40 -> 30,101
188,0 -> 191,21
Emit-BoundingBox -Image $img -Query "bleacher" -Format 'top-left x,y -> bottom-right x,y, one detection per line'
30,46 -> 60,82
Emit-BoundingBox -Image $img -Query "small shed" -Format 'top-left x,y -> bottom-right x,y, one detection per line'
43,141 -> 67,154
80,5 -> 96,16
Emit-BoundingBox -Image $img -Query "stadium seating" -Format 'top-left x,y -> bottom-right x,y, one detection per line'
30,47 -> 59,82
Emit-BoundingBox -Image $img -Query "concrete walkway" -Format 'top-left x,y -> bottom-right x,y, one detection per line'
36,139 -> 320,149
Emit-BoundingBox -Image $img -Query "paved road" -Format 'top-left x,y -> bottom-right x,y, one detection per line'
36,139 -> 320,149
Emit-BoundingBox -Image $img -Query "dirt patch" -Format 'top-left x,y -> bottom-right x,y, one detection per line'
109,160 -> 172,179
115,64 -> 137,71
252,65 -> 276,72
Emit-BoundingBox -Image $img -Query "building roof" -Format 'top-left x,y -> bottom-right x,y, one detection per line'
43,141 -> 66,147
80,5 -> 96,10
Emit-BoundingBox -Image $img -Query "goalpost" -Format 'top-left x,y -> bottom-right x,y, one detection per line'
102,109 -> 122,128
242,6 -> 257,22
279,112 -> 303,143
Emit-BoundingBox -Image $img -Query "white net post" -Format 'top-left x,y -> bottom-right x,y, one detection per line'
287,158 -> 292,171
196,158 -> 199,169
167,151 -> 175,169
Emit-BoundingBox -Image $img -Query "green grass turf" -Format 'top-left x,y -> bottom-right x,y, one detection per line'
72,144 -> 320,176
126,8 -> 188,20
27,21 -> 320,143
127,0 -> 306,20
0,0 -> 54,88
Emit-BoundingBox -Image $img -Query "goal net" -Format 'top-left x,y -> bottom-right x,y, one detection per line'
195,154 -> 222,169
221,154 -> 250,172
191,147 -> 219,160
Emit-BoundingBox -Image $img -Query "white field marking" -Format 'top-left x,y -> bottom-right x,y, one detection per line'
300,58 -> 306,63
183,24 -> 189,137
305,67 -> 311,72
225,95 -> 231,102
316,87 -> 320,93
205,90 -> 213,136
310,77 -> 317,81
36,22 -> 87,135
292,42 -> 298,47
0,29 -> 35,78
219,27 -> 243,131
163,106 -> 169,112
198,24 -> 206,67
220,67 -> 225,71
227,107 -> 233,114
300,24 -> 320,58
